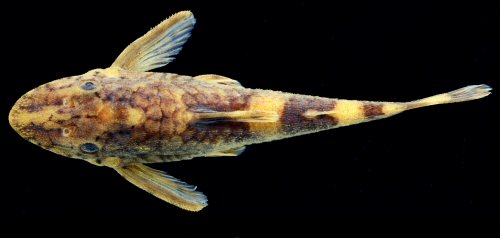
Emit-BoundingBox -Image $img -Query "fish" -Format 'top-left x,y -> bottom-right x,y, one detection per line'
8,11 -> 492,212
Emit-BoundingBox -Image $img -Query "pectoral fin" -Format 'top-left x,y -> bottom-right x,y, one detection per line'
115,163 -> 207,212
204,146 -> 246,157
194,74 -> 242,87
192,108 -> 278,123
111,11 -> 196,72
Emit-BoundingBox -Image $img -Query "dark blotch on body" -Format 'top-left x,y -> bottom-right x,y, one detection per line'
181,90 -> 253,112
281,96 -> 338,133
20,104 -> 43,113
183,121 -> 252,144
362,103 -> 384,118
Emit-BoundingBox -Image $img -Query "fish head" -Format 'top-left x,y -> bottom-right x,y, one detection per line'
9,69 -> 119,166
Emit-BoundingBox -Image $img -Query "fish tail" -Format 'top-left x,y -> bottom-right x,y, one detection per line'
403,84 -> 492,110
213,84 -> 492,143
288,84 -> 492,130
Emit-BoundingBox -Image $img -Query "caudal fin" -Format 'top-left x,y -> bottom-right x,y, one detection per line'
404,84 -> 492,110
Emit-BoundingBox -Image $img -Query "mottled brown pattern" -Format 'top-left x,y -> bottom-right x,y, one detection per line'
280,96 -> 338,133
67,73 -> 257,160
17,92 -> 46,113
183,121 -> 251,145
18,103 -> 43,113
10,70 -> 345,164
131,93 -> 149,108
180,86 -> 252,112
362,103 -> 384,118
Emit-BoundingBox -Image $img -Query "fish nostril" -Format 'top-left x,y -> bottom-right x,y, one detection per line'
62,127 -> 72,137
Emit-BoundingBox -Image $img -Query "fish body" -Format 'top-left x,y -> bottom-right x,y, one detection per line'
8,11 -> 492,211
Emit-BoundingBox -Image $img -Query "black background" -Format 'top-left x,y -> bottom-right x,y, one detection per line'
3,1 -> 499,237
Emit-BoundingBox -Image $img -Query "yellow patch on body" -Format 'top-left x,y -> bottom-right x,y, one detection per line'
103,67 -> 121,78
13,106 -> 58,127
246,94 -> 286,133
382,102 -> 406,117
333,100 -> 366,126
303,109 -> 336,118
97,105 -> 115,122
126,107 -> 146,126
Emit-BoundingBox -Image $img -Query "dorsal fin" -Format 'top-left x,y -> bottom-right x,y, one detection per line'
111,11 -> 196,72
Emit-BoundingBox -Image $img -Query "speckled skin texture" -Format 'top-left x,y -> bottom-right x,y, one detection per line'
10,68 -> 398,166
11,70 -> 394,164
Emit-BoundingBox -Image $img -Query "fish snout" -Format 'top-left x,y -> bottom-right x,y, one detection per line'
9,92 -> 36,138
9,89 -> 60,147
8,101 -> 21,135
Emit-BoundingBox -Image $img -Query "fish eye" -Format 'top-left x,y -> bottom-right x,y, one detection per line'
80,81 -> 97,91
80,143 -> 99,154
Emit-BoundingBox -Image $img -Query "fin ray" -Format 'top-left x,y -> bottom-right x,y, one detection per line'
115,164 -> 207,212
111,11 -> 196,72
194,74 -> 242,87
405,84 -> 492,110
204,146 -> 246,157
